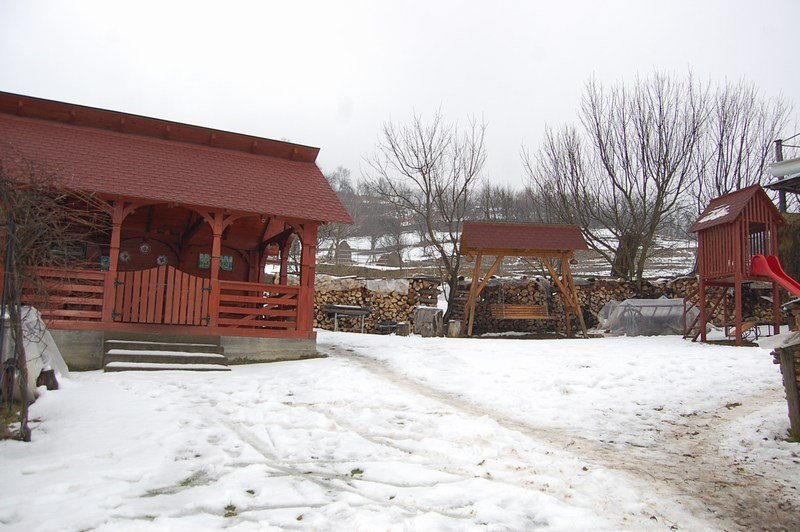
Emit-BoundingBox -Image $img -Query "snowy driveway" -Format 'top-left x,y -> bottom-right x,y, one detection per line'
1,333 -> 798,530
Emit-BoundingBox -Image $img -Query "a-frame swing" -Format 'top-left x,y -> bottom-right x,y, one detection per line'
460,221 -> 589,338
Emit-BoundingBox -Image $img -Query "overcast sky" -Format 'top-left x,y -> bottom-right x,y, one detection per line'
1,0 -> 798,187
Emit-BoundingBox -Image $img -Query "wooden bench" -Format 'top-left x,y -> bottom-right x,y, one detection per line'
322,305 -> 371,333
490,304 -> 551,320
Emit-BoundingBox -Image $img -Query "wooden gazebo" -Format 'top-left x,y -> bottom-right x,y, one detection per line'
688,185 -> 783,345
0,92 -> 351,368
460,221 -> 588,338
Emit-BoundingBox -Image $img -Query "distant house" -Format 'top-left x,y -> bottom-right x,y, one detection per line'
0,92 -> 352,369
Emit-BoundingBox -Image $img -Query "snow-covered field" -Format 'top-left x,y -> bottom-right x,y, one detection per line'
1,333 -> 798,530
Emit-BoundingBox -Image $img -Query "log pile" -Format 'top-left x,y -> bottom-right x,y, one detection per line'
313,277 -> 440,333
459,276 -> 784,335
770,345 -> 800,439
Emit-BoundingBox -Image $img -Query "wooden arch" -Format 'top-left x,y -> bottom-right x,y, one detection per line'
460,222 -> 589,338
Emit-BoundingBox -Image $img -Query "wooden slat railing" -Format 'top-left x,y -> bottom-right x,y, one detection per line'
23,267 -> 106,323
217,280 -> 299,330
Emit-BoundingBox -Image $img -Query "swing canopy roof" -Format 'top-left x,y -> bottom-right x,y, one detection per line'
461,221 -> 587,256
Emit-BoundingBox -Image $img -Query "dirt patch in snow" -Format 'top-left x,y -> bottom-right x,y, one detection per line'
328,347 -> 798,531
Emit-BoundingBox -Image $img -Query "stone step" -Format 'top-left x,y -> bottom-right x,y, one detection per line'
104,339 -> 224,354
104,349 -> 228,366
104,361 -> 231,372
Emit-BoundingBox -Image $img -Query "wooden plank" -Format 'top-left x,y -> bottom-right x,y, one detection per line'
39,309 -> 103,319
122,271 -> 134,322
217,318 -> 296,329
154,264 -> 166,324
191,275 -> 202,325
201,278 -> 211,325
164,266 -> 175,325
132,270 -> 143,323
218,280 -> 299,293
114,272 -> 125,322
140,267 -> 152,323
35,268 -> 107,281
217,306 -> 297,317
178,270 -> 190,325
26,295 -> 104,307
145,268 -> 156,323
186,274 -> 197,325
39,282 -> 105,294
218,294 -> 298,306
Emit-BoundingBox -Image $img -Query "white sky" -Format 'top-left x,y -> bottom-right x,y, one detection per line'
1,0 -> 798,187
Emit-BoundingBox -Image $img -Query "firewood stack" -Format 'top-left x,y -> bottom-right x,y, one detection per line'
459,275 -> 783,335
770,345 -> 800,439
314,277 -> 440,333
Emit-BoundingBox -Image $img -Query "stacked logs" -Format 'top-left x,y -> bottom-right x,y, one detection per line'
462,276 -> 784,335
770,345 -> 800,439
313,277 -> 440,333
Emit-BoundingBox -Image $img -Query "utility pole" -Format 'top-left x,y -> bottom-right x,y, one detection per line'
776,138 -> 786,212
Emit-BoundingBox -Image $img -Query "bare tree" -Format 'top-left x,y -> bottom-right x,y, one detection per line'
694,80 -> 790,210
365,112 -> 487,319
526,73 -> 707,283
1,146 -> 107,441
319,166 -> 358,264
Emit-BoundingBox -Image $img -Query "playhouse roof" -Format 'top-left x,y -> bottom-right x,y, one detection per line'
461,221 -> 588,254
0,92 -> 352,224
688,184 -> 783,233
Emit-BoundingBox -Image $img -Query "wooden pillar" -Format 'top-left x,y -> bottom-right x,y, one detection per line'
733,220 -> 743,346
771,223 -> 781,335
562,254 -> 588,338
248,250 -> 260,283
773,282 -> 782,335
297,223 -> 318,333
279,240 -> 291,285
102,201 -> 125,322
208,211 -> 224,327
698,278 -> 707,342
464,254 -> 483,337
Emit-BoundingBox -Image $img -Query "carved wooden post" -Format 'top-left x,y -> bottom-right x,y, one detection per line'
208,211 -> 224,327
102,201 -> 125,322
297,223 -> 318,333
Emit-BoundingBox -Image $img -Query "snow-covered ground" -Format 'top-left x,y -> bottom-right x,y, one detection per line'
1,333 -> 797,530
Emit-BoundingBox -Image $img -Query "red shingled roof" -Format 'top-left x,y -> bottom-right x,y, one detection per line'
688,185 -> 781,233
0,94 -> 352,224
461,221 -> 587,253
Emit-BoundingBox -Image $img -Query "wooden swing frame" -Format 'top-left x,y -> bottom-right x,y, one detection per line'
459,222 -> 589,338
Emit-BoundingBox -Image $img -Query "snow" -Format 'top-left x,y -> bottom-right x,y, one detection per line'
103,362 -> 231,371
105,340 -> 219,348
105,350 -> 226,358
697,204 -> 730,225
1,333 -> 796,530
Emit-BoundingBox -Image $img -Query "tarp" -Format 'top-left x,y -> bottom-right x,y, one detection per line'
601,297 -> 697,337
2,306 -> 69,402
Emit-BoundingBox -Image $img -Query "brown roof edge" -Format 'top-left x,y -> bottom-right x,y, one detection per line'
688,185 -> 784,233
0,91 -> 320,163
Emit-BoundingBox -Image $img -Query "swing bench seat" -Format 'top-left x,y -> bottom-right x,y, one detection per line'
490,304 -> 551,320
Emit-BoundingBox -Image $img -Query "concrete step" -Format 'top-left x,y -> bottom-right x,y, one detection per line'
104,361 -> 231,372
104,349 -> 228,366
104,339 -> 224,354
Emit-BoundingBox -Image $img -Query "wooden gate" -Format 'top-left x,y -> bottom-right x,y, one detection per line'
113,265 -> 211,325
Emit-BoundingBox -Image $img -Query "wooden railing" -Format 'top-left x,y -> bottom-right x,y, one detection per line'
114,265 -> 211,326
21,268 -> 304,335
217,280 -> 299,330
23,267 -> 106,323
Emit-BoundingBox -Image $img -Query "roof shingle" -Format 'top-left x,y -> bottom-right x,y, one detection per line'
0,97 -> 352,224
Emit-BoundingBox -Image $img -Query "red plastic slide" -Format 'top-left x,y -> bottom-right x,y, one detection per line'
750,254 -> 800,297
